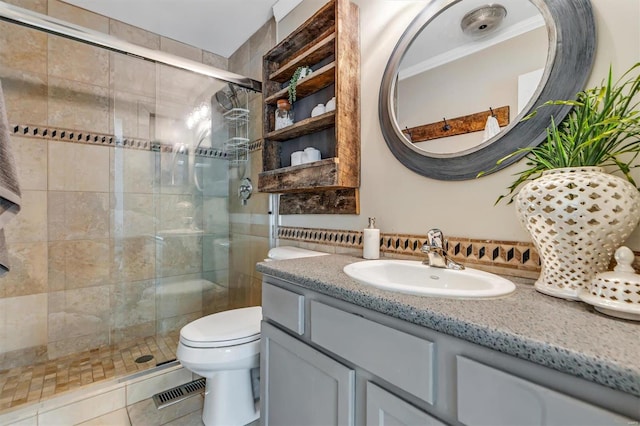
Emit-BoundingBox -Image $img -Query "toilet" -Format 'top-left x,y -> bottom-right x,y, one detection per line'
177,307 -> 262,426
177,246 -> 328,426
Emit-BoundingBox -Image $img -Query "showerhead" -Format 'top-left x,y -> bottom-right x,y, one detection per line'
461,4 -> 507,38
214,84 -> 238,111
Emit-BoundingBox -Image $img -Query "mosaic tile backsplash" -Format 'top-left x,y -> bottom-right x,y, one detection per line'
278,226 -> 640,278
278,226 -> 542,275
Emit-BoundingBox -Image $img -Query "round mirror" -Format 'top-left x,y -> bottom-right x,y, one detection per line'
379,0 -> 595,180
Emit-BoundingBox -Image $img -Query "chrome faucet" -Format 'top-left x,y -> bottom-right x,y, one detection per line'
421,229 -> 465,270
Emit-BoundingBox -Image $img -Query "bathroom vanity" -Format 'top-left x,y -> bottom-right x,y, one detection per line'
257,255 -> 640,425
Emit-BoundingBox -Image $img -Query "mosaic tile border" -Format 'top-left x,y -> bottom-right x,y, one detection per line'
278,226 -> 542,273
11,123 -> 231,159
249,139 -> 263,152
280,227 -> 640,275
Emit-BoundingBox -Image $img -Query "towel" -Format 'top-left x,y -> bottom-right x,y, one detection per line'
482,115 -> 501,142
0,80 -> 21,276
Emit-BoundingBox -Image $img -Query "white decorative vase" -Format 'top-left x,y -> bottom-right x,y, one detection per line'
515,167 -> 640,300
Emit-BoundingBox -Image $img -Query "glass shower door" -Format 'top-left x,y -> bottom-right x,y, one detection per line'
111,54 -> 248,363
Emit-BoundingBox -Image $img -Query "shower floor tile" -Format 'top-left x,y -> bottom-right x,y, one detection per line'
0,333 -> 180,413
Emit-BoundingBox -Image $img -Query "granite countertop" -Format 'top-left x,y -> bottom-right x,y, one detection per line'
256,254 -> 640,397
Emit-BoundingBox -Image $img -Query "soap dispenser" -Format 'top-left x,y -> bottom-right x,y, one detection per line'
363,217 -> 380,259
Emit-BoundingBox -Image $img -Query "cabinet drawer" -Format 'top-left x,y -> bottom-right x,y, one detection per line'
366,382 -> 445,426
262,282 -> 304,335
457,356 -> 633,425
310,301 -> 434,403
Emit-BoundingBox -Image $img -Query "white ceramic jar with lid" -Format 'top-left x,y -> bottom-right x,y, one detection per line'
325,96 -> 336,112
311,103 -> 326,117
302,147 -> 321,163
579,246 -> 640,320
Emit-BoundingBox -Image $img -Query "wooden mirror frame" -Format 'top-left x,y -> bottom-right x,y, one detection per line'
379,0 -> 596,180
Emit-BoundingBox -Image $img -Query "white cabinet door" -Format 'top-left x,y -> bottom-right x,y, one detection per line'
261,322 -> 355,426
457,356 -> 634,426
366,382 -> 446,426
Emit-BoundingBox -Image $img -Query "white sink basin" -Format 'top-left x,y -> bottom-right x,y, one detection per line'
343,260 -> 515,299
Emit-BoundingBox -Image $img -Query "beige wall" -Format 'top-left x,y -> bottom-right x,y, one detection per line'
278,0 -> 640,251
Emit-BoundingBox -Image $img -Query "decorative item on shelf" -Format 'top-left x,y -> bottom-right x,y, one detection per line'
275,98 -> 294,130
302,147 -> 321,163
484,63 -> 640,301
287,66 -> 312,104
311,103 -> 326,117
363,217 -> 380,259
325,96 -> 336,112
579,246 -> 640,321
291,150 -> 303,166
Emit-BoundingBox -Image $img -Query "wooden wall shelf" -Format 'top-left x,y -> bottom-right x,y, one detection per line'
269,32 -> 336,83
280,188 -> 359,214
264,63 -> 336,105
265,5 -> 335,64
258,0 -> 360,216
259,158 -> 343,193
265,112 -> 335,141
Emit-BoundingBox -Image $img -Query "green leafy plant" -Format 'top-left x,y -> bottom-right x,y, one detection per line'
483,62 -> 640,204
288,66 -> 312,104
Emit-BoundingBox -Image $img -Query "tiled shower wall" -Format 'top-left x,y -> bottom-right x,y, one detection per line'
0,0 -> 241,370
226,21 -> 275,309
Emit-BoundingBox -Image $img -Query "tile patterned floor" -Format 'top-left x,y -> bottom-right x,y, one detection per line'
0,333 -> 180,413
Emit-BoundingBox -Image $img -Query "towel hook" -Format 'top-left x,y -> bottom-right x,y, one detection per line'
442,118 -> 451,131
489,107 -> 495,117
404,126 -> 413,142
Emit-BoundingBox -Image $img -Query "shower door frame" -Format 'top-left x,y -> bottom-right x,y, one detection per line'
0,0 -> 261,92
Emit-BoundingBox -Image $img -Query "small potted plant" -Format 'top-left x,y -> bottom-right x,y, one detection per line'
489,63 -> 640,300
288,66 -> 312,104
275,98 -> 293,130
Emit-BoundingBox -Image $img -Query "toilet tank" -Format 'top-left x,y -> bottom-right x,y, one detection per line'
265,246 -> 330,261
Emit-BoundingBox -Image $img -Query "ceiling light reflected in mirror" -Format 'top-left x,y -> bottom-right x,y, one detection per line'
461,4 -> 508,37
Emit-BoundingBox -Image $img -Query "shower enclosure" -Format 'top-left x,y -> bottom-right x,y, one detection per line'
0,1 -> 264,411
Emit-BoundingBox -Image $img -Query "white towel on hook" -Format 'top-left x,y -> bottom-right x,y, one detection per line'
483,115 -> 501,142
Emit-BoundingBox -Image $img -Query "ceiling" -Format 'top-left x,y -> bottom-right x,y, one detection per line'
60,0 -> 543,68
62,0 -> 283,58
400,0 -> 544,78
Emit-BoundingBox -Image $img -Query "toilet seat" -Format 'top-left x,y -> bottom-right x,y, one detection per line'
180,333 -> 260,348
179,306 -> 262,348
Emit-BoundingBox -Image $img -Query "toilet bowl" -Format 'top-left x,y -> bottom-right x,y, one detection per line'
177,246 -> 328,425
177,306 -> 262,426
